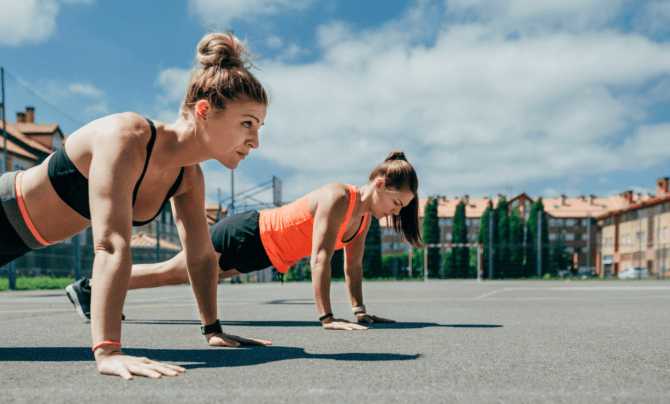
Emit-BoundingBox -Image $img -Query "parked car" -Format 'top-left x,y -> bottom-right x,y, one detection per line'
617,266 -> 649,279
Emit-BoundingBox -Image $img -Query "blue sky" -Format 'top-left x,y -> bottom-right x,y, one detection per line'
1,0 -> 669,205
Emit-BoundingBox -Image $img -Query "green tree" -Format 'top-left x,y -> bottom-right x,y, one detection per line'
362,215 -> 382,278
526,198 -> 549,277
508,207 -> 525,278
551,230 -> 571,275
478,202 -> 493,278
422,197 -> 441,278
495,197 -> 510,279
452,202 -> 469,278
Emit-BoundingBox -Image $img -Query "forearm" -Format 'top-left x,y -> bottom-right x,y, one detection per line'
345,264 -> 364,308
311,255 -> 332,317
90,247 -> 132,356
186,255 -> 219,326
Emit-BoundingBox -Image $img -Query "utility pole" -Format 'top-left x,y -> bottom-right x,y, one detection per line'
2,67 -> 16,290
586,214 -> 591,273
488,210 -> 494,279
537,211 -> 543,278
2,68 -> 7,172
392,231 -> 398,279
638,208 -> 642,279
155,209 -> 161,263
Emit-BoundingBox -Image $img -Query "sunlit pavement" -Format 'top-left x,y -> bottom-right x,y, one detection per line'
1,280 -> 669,404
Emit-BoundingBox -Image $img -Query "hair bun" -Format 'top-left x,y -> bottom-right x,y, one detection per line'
196,31 -> 247,70
385,150 -> 407,162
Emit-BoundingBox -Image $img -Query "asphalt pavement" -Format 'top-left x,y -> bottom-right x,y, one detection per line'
1,279 -> 669,404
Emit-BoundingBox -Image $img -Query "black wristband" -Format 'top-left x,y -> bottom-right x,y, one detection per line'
201,319 -> 223,335
319,313 -> 333,322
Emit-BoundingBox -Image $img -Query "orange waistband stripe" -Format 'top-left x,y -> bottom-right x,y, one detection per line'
15,171 -> 55,246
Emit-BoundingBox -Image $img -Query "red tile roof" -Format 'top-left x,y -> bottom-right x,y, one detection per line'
130,231 -> 182,251
205,204 -> 227,225
0,137 -> 38,160
14,123 -> 60,135
0,121 -> 53,155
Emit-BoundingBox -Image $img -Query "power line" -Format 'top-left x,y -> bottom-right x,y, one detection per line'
4,70 -> 85,128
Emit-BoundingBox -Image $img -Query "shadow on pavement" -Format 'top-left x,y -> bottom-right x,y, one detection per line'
122,319 -> 502,329
0,347 -> 420,369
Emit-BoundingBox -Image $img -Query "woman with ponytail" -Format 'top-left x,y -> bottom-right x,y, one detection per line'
1,31 -> 269,379
71,151 -> 423,332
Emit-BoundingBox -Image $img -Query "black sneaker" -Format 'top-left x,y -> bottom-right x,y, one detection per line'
65,279 -> 126,322
66,278 -> 91,322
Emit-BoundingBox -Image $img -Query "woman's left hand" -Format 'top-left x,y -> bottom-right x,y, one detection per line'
207,332 -> 272,347
356,313 -> 396,324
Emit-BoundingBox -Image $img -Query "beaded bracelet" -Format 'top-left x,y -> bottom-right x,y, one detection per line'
92,341 -> 122,352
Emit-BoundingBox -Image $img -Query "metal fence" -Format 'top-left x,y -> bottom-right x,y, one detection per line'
2,227 -> 181,289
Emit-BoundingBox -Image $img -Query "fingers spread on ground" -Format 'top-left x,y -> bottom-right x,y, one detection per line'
131,365 -> 162,379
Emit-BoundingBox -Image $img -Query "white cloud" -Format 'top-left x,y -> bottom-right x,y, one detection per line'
84,102 -> 108,117
446,0 -> 631,34
251,20 -> 670,200
68,83 -> 102,97
0,0 -> 59,46
0,0 -> 94,46
631,0 -> 670,39
188,0 -> 317,26
154,67 -> 192,123
266,35 -> 283,49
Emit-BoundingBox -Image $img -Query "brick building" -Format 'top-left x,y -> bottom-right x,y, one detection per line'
381,192 -> 618,274
597,178 -> 670,277
0,106 -> 64,171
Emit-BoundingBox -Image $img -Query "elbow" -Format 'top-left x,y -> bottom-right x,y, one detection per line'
93,235 -> 130,257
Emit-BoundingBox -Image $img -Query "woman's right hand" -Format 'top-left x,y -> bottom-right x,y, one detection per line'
95,347 -> 186,380
207,332 -> 272,347
322,317 -> 368,331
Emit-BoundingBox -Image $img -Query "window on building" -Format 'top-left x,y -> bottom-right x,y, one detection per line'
446,233 -> 453,241
12,157 -> 33,171
566,219 -> 576,227
549,233 -> 557,241
627,235 -> 631,243
556,219 -> 564,226
664,228 -> 668,238
472,219 -> 479,226
582,234 -> 589,241
549,219 -> 556,226
566,247 -> 574,254
439,218 -> 453,227
565,233 -> 575,241
465,219 -> 471,226
582,219 -> 589,226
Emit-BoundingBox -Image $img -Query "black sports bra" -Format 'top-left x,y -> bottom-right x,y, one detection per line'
48,118 -> 185,226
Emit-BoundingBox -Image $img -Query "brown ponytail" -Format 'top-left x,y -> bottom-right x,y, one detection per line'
369,150 -> 423,248
183,31 -> 268,111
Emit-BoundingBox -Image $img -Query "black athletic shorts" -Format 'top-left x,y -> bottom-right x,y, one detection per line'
209,210 -> 273,274
0,203 -> 32,267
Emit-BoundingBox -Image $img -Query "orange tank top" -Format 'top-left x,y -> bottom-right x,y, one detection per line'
259,184 -> 368,273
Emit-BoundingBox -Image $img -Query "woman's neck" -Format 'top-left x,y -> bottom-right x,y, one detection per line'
158,114 -> 212,168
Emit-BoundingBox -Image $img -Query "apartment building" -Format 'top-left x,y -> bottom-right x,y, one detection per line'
0,106 -> 65,171
380,192 -> 616,274
597,178 -> 670,277
542,195 -> 615,271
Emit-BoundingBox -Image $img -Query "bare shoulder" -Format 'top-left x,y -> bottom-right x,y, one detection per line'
310,182 -> 350,213
88,112 -> 150,145
172,164 -> 205,198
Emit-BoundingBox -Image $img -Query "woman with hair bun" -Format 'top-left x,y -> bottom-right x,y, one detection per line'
71,151 -> 423,332
1,31 -> 268,380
